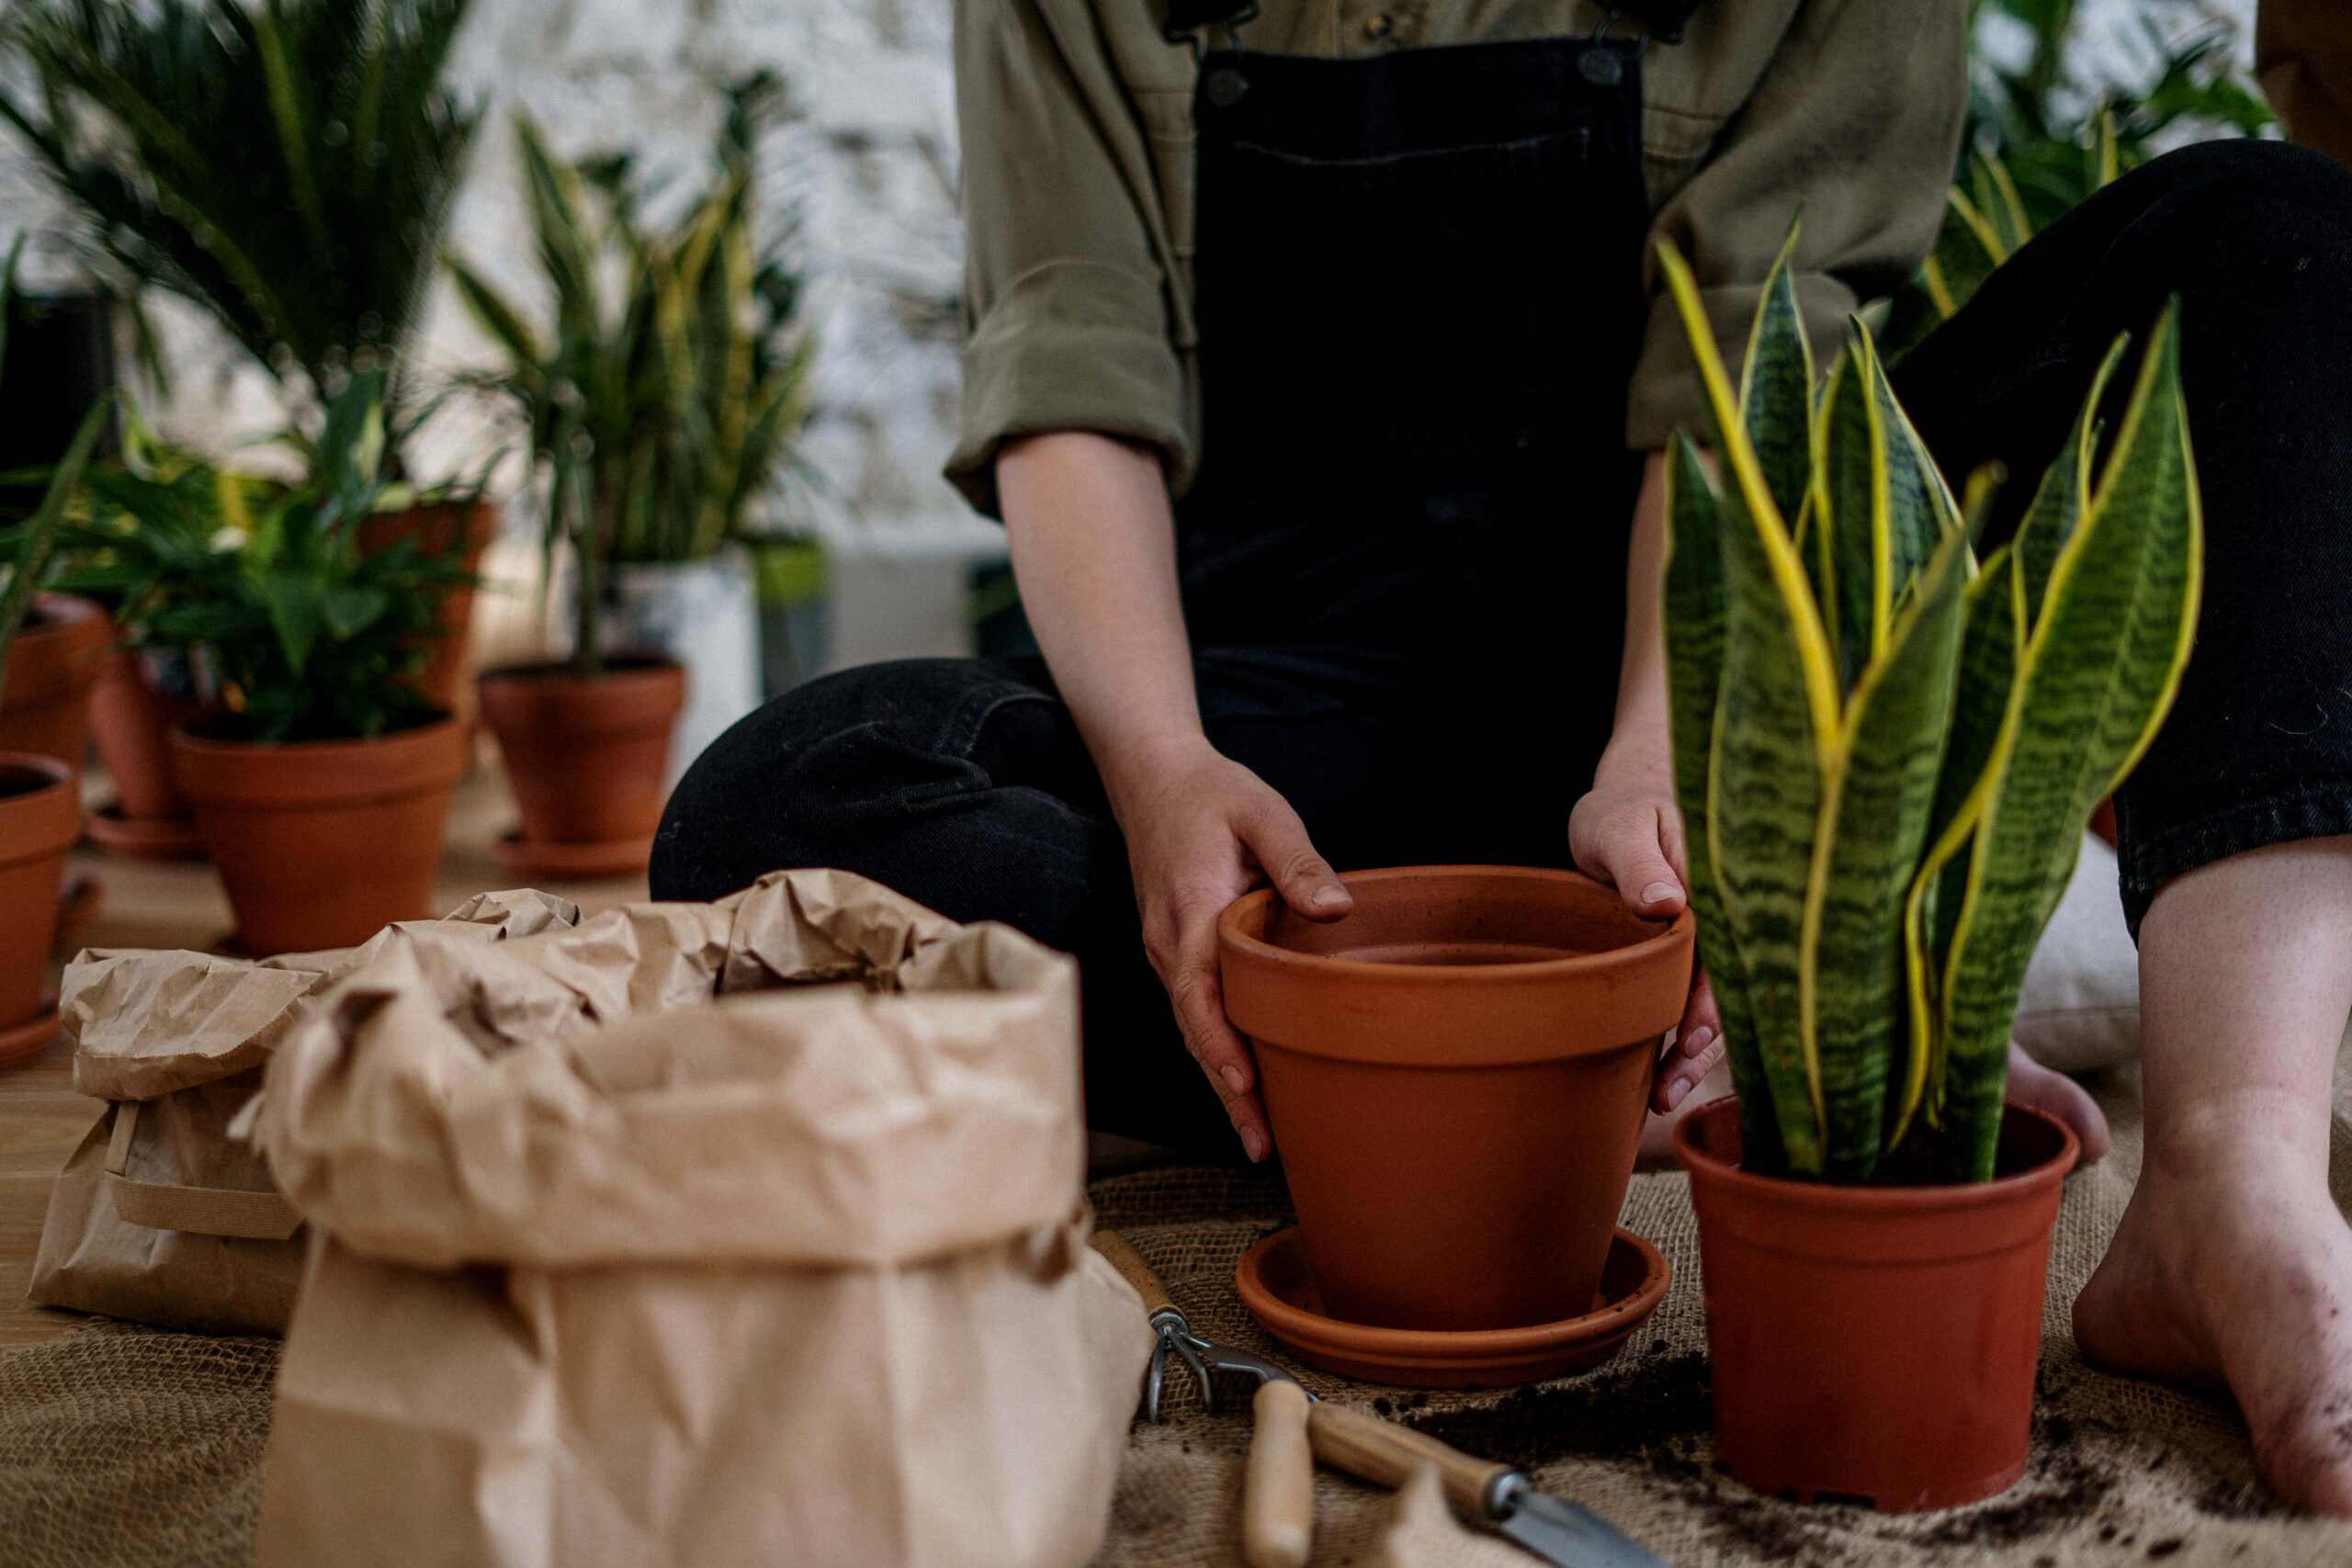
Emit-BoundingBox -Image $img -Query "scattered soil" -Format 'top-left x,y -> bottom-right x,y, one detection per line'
1400,1351 -> 1713,1473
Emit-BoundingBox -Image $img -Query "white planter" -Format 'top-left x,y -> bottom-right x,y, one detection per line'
605,548 -> 763,785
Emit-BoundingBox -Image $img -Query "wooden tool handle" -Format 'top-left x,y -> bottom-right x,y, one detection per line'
1242,1380 -> 1314,1568
1089,1229 -> 1178,1319
1307,1402 -> 1511,1519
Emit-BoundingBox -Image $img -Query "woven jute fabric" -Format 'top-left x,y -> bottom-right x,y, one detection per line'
6,1065 -> 2352,1566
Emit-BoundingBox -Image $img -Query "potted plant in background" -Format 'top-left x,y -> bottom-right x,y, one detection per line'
142,372 -> 472,954
0,0 -> 495,709
1657,230 -> 2200,1510
451,73 -> 815,795
0,401 -> 107,1066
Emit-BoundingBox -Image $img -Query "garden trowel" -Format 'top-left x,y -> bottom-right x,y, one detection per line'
1088,1230 -> 1669,1568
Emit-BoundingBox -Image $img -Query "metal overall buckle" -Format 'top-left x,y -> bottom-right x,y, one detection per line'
1580,10 -> 1647,86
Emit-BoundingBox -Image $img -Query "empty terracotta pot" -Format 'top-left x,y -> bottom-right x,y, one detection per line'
359,499 -> 497,712
1677,1096 -> 2079,1512
1219,865 -> 1692,1333
88,646 -> 207,821
0,593 -> 108,774
172,715 -> 469,955
0,753 -> 79,1031
477,658 -> 684,861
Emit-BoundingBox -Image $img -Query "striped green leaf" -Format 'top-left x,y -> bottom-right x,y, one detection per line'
1939,309 -> 2202,1178
2018,338 -> 2128,626
1739,224 -> 1815,532
1659,242 -> 1841,1173
1663,434 -> 1779,1169
1802,525 -> 1968,1178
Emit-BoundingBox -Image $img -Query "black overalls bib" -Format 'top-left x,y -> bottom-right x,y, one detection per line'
1172,6 -> 1680,865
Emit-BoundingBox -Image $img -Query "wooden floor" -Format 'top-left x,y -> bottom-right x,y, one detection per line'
0,759 -> 650,1345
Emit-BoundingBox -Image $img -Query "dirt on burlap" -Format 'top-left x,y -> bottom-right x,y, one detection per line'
6,1066 -> 2352,1566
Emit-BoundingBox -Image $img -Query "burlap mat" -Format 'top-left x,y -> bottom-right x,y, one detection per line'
4,1066 -> 2350,1567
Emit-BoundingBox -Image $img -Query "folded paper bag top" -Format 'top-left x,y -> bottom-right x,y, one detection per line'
254,868 -> 1087,1271
59,886 -> 584,1104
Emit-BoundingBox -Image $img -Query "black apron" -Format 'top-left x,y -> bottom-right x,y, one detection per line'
1173,13 -> 1669,858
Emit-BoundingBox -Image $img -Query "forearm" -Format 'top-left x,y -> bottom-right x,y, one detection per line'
998,432 -> 1204,807
1600,450 -> 1675,787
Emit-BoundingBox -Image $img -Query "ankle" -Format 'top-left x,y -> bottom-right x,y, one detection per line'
2143,1090 -> 2333,1190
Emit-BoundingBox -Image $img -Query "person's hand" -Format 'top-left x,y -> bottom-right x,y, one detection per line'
1567,756 -> 1725,1113
1112,736 -> 1351,1161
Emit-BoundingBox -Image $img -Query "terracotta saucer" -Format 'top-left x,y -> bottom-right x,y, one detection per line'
0,998 -> 61,1070
53,873 -> 102,953
85,804 -> 208,862
489,829 -> 654,882
1236,1224 -> 1669,1389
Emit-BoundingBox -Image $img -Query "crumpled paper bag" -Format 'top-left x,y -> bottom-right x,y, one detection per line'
251,868 -> 1153,1568
28,890 -> 578,1335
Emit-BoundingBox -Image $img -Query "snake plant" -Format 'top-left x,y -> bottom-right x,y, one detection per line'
1658,227 -> 2201,1183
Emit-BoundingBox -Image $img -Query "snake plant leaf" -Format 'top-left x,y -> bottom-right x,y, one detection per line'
1803,524 -> 1969,1178
2018,337 -> 2129,626
1890,536 -> 2022,1145
1939,307 -> 2201,1179
1662,433 -> 1778,1169
1739,222 -> 1815,532
1815,343 -> 1881,690
1660,239 -> 1841,1171
1919,186 -> 2004,319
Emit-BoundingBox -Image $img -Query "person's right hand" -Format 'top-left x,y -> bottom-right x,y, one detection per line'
1111,736 -> 1352,1162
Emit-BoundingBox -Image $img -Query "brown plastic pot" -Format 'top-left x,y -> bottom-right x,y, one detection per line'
172,714 -> 468,955
359,499 -> 497,712
0,753 -> 79,1031
1219,865 -> 1693,1333
88,646 -> 206,822
477,657 -> 684,857
1676,1096 -> 2080,1512
0,593 -> 109,773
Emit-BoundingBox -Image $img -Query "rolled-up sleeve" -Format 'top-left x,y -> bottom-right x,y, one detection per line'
1625,0 -> 1969,451
946,0 -> 1190,517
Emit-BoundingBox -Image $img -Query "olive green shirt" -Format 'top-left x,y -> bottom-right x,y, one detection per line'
946,0 -> 1969,516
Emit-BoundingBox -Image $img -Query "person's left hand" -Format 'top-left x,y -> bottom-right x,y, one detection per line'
1568,761 -> 1724,1113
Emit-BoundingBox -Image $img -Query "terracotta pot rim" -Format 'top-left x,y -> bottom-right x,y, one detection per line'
0,752 -> 81,866
478,654 -> 684,689
1673,1095 -> 2081,1213
171,710 -> 460,758
1219,864 -> 1694,986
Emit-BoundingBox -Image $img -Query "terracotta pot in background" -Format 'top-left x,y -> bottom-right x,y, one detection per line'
0,754 -> 80,1064
1677,1097 -> 2078,1512
477,657 -> 684,877
1219,865 -> 1692,1333
172,715 -> 469,955
0,593 -> 109,774
360,499 -> 498,714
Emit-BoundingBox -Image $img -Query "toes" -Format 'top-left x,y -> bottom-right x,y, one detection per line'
2006,1044 -> 2110,1165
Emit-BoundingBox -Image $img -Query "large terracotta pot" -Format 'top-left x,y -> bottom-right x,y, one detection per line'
359,499 -> 497,712
1676,1097 -> 2079,1512
172,715 -> 468,955
0,753 -> 79,1051
1219,865 -> 1692,1333
0,593 -> 109,774
89,646 -> 207,820
477,657 -> 684,870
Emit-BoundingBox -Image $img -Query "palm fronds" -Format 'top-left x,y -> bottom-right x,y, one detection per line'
0,0 -> 480,429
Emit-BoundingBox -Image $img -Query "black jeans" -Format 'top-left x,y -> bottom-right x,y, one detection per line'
655,140 -> 2352,1145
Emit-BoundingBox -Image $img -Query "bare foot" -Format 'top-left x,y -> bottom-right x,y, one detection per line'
2075,1166 -> 2352,1514
1634,1044 -> 2107,1170
2007,1043 -> 2110,1164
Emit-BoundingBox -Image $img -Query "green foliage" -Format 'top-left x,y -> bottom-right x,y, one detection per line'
448,73 -> 814,674
25,373 -> 469,743
0,0 -> 480,429
1881,0 -> 2275,357
1660,223 -> 2201,1184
